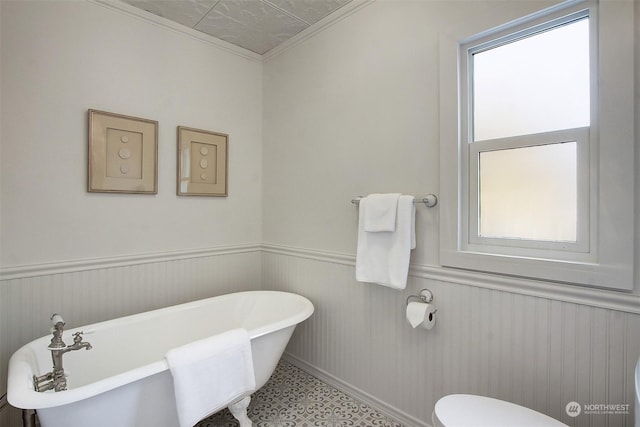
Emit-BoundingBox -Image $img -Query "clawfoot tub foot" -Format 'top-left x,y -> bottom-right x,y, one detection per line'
228,395 -> 252,427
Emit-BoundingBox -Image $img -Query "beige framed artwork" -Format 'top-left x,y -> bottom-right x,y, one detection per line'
88,109 -> 158,194
177,126 -> 228,196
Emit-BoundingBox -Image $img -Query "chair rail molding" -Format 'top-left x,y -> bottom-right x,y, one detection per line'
2,242 -> 637,314
0,244 -> 262,281
262,243 -> 640,315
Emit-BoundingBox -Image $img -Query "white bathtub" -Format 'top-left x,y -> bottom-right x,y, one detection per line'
8,290 -> 314,427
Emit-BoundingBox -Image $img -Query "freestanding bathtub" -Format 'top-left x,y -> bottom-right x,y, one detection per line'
8,290 -> 314,427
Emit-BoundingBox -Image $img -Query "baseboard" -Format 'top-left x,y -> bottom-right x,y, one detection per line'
283,353 -> 432,427
0,393 -> 7,413
0,394 -> 9,427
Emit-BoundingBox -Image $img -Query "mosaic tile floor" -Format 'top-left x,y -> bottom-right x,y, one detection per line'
196,359 -> 404,427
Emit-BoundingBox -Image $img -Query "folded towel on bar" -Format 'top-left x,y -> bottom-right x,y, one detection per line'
356,195 -> 416,289
166,329 -> 256,427
361,193 -> 401,232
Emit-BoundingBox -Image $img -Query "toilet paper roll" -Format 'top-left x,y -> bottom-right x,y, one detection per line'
406,302 -> 436,330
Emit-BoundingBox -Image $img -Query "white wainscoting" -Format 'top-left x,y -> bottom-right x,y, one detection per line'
263,246 -> 640,427
1,244 -> 638,427
0,246 -> 262,427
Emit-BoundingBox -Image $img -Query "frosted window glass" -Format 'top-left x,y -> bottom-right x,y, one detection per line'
473,19 -> 590,141
479,142 -> 577,242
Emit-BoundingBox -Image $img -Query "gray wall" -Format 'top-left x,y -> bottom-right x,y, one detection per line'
262,1 -> 640,426
1,1 -> 639,426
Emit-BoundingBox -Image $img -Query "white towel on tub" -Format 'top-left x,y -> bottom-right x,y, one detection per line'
356,195 -> 416,289
166,328 -> 256,427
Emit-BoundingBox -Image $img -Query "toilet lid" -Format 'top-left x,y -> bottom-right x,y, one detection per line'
433,394 -> 568,427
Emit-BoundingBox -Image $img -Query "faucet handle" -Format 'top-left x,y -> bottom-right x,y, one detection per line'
51,313 -> 65,327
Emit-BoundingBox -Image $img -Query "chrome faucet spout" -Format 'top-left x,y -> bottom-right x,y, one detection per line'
68,331 -> 92,351
68,341 -> 92,351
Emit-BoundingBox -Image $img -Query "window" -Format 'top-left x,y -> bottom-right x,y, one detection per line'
439,0 -> 634,290
465,12 -> 591,256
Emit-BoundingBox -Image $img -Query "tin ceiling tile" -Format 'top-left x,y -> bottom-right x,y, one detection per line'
121,0 -> 355,55
266,0 -> 352,25
122,0 -> 217,28
195,0 -> 308,54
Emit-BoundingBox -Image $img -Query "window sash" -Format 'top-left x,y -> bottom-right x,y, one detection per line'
470,15 -> 591,142
464,127 -> 591,258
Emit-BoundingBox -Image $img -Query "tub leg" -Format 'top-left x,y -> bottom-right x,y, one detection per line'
228,395 -> 252,427
21,409 -> 37,427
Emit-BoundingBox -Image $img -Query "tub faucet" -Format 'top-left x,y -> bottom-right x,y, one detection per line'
33,314 -> 92,392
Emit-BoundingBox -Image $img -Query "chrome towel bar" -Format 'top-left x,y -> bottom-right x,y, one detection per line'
351,194 -> 437,208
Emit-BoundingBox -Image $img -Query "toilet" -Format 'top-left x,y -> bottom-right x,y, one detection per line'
432,394 -> 568,427
434,356 -> 640,426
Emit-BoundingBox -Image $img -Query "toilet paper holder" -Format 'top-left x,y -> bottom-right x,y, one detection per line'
406,289 -> 434,306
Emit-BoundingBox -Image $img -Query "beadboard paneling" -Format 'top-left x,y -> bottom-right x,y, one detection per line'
0,249 -> 262,427
264,250 -> 640,427
2,248 -> 638,427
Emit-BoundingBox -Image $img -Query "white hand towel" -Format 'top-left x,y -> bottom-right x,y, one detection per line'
166,329 -> 256,427
356,195 -> 416,289
362,193 -> 401,232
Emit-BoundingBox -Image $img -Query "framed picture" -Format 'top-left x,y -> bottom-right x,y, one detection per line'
177,126 -> 228,196
88,109 -> 158,194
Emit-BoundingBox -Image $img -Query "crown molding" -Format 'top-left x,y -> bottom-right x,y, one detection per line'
262,0 -> 376,62
89,0 -> 263,63
89,0 -> 376,64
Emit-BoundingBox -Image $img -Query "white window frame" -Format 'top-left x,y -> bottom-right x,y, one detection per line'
439,0 -> 634,290
463,10 -> 592,257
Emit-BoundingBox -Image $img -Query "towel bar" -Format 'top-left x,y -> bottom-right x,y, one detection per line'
351,194 -> 437,207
